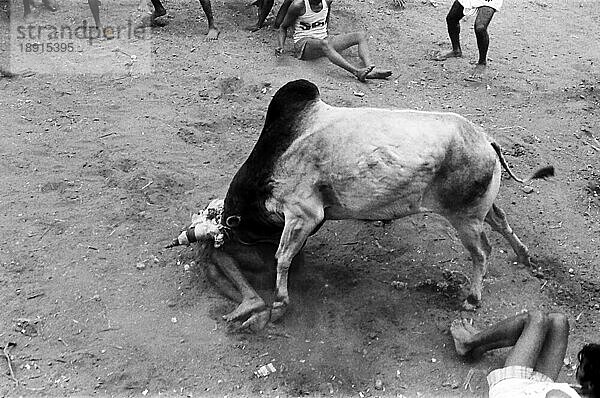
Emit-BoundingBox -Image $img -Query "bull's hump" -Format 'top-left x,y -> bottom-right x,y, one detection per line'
263,79 -> 320,127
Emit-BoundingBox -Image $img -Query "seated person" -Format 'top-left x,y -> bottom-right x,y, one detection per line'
275,0 -> 392,82
451,311 -> 599,398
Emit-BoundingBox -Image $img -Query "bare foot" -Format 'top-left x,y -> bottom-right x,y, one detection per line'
366,68 -> 392,79
241,308 -> 271,332
205,27 -> 220,41
355,65 -> 375,83
433,49 -> 462,61
465,64 -> 486,81
450,319 -> 479,356
222,297 -> 265,322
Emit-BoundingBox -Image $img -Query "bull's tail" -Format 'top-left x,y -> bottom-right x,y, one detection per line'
490,142 -> 555,184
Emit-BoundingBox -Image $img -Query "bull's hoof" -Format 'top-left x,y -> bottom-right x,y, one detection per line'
518,255 -> 533,268
270,301 -> 288,323
462,295 -> 480,311
241,309 -> 271,332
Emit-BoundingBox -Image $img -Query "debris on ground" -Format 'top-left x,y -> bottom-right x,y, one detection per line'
14,318 -> 38,337
254,363 -> 276,378
391,281 -> 408,289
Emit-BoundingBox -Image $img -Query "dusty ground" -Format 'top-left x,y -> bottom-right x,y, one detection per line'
1,0 -> 599,396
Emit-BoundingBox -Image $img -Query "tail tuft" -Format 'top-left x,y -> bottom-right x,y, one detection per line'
531,166 -> 555,180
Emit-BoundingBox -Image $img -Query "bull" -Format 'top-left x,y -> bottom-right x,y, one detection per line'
195,79 -> 553,329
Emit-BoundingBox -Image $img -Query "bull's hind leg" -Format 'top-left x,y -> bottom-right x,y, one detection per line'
272,200 -> 324,323
485,203 -> 531,266
448,216 -> 491,310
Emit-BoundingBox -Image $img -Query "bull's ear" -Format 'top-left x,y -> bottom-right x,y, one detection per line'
225,215 -> 241,228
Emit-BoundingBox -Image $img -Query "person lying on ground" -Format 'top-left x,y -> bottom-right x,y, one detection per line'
167,199 -> 303,332
275,0 -> 392,82
200,238 -> 304,331
433,0 -> 503,80
451,311 -> 600,398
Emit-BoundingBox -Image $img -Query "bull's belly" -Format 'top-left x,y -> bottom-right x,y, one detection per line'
324,202 -> 428,221
320,179 -> 436,221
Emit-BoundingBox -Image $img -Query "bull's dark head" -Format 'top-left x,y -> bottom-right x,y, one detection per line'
219,80 -> 321,243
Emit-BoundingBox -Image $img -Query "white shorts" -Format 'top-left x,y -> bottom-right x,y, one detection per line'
488,366 -> 581,398
458,0 -> 503,16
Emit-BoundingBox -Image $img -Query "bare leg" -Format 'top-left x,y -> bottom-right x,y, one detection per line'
247,0 -> 274,31
452,312 -> 569,381
504,311 -> 550,369
451,313 -> 529,357
197,0 -> 219,40
471,6 -> 495,77
433,0 -> 463,61
88,0 -> 101,30
452,310 -> 548,368
301,37 -> 374,82
42,0 -> 57,12
149,0 -> 166,16
534,313 -> 569,380
23,0 -> 32,18
273,0 -> 293,29
210,250 -> 266,321
206,261 -> 243,302
329,32 -> 392,79
485,204 -> 531,266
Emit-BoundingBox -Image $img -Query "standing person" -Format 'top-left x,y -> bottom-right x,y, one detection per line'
23,0 -> 56,21
450,311 -> 600,398
275,0 -> 392,82
149,0 -> 219,40
246,0 -> 274,31
434,0 -> 503,79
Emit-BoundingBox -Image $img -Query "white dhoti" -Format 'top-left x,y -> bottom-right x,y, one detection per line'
458,0 -> 503,17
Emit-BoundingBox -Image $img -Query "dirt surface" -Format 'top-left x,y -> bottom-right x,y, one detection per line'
1,0 -> 599,396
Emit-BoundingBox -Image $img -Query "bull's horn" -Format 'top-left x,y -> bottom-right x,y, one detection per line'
165,228 -> 198,249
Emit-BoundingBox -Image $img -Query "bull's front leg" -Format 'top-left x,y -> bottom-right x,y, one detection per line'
271,201 -> 324,323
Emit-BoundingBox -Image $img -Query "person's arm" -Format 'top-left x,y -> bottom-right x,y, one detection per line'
325,0 -> 332,30
274,0 -> 293,29
276,1 -> 302,55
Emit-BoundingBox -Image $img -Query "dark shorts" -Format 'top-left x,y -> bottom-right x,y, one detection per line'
293,38 -> 310,59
